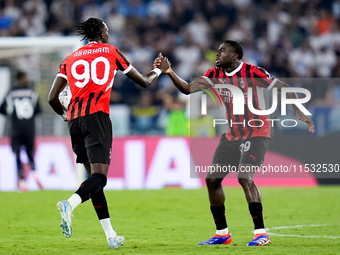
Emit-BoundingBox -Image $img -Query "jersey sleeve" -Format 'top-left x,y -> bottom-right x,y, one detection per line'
115,48 -> 132,74
57,57 -> 68,80
253,66 -> 277,89
202,67 -> 218,87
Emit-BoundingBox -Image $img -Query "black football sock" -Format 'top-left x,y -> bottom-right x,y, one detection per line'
249,202 -> 265,230
29,161 -> 36,171
210,205 -> 228,230
75,174 -> 107,203
17,166 -> 24,180
15,154 -> 24,180
91,188 -> 110,220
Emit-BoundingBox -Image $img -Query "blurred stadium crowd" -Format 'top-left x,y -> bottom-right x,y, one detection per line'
1,0 -> 340,136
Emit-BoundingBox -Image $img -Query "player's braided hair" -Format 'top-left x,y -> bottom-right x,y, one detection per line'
224,40 -> 243,60
75,18 -> 105,41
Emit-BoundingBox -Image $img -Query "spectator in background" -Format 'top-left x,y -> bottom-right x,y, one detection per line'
162,94 -> 189,136
120,0 -> 147,18
226,20 -> 249,43
288,40 -> 315,78
130,91 -> 160,134
317,8 -> 335,35
174,30 -> 201,79
49,0 -> 75,35
312,80 -> 335,136
333,0 -> 340,18
19,0 -> 47,36
146,0 -> 170,21
314,46 -> 337,78
0,5 -> 15,36
106,1 -> 126,41
0,71 -> 42,192
186,13 -> 210,48
3,0 -> 21,21
285,18 -> 306,48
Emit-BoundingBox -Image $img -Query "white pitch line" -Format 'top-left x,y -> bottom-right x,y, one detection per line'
266,224 -> 340,239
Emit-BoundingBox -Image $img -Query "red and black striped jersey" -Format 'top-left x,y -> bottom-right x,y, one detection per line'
58,42 -> 131,120
203,62 -> 277,141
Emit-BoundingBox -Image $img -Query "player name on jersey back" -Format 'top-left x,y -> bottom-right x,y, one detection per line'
10,89 -> 34,98
73,47 -> 110,57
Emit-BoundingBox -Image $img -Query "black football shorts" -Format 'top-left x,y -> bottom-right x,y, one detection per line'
210,134 -> 270,177
68,111 -> 112,164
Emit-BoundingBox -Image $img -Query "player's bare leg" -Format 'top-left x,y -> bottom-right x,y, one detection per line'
198,164 -> 232,245
237,164 -> 261,203
238,163 -> 271,246
206,177 -> 225,206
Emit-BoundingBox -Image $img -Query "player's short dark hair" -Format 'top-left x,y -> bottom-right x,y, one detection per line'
75,17 -> 105,41
224,40 -> 243,60
16,70 -> 26,81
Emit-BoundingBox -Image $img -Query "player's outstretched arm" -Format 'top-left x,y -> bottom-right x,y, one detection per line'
153,53 -> 210,95
274,80 -> 315,133
48,76 -> 67,119
125,54 -> 170,88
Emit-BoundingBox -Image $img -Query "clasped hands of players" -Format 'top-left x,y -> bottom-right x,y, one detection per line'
154,53 -> 172,74
154,53 -> 171,74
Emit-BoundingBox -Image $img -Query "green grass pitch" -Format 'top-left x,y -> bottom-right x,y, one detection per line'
0,186 -> 339,255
